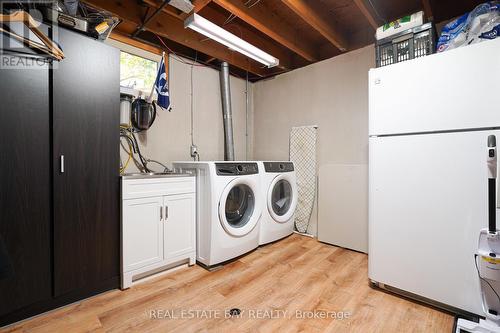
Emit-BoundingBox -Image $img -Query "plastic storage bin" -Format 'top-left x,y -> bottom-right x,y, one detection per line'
376,22 -> 435,67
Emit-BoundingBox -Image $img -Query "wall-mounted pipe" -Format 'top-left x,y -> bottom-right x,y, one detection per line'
220,61 -> 235,161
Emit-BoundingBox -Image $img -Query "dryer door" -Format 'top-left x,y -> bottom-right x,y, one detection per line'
219,177 -> 259,237
267,173 -> 298,223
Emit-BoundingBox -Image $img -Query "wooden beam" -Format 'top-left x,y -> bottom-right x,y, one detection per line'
178,0 -> 211,19
281,0 -> 347,52
353,0 -> 379,30
193,0 -> 211,12
82,0 -> 268,77
143,0 -> 293,70
200,5 -> 292,70
422,0 -> 433,21
212,0 -> 318,62
110,31 -> 163,55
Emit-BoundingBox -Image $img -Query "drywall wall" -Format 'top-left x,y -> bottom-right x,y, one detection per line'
253,45 -> 375,253
110,39 -> 254,172
137,56 -> 253,167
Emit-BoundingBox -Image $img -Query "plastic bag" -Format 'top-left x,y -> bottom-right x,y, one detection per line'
437,1 -> 500,52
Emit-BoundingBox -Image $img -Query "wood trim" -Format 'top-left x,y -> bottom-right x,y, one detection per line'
82,0 -> 268,77
281,0 -> 347,52
212,0 -> 318,62
353,0 -> 379,30
110,31 -> 163,55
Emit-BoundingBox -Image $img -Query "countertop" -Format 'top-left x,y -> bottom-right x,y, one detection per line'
121,172 -> 194,180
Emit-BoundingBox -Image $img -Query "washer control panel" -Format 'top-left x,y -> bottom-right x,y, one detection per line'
264,162 -> 294,173
216,163 -> 259,176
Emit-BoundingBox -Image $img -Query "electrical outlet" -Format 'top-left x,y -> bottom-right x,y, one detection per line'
190,145 -> 198,157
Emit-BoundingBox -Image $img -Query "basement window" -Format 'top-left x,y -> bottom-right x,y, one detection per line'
119,51 -> 158,94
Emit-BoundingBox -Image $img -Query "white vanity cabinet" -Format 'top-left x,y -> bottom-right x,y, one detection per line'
121,175 -> 196,289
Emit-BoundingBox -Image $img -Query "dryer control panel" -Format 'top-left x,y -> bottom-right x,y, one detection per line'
216,163 -> 259,176
264,162 -> 294,173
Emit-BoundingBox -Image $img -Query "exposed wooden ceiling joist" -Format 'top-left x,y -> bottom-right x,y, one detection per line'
421,0 -> 433,21
353,0 -> 380,30
178,0 -> 212,19
142,0 -> 293,70
193,0 -> 212,12
280,0 -> 348,52
110,31 -> 163,55
82,0 -> 269,77
212,0 -> 318,62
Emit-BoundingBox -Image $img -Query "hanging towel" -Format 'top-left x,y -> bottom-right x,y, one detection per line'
289,125 -> 318,234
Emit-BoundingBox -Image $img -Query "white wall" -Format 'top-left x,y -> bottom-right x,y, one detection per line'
110,39 -> 253,172
138,57 -> 253,167
253,45 -> 375,252
114,38 -> 375,253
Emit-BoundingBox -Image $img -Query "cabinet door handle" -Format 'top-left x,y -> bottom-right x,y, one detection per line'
165,206 -> 168,220
60,155 -> 65,173
160,206 -> 163,221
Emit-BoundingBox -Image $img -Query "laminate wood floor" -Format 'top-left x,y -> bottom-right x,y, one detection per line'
1,234 -> 454,332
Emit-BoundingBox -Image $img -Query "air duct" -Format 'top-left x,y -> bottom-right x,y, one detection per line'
220,62 -> 235,161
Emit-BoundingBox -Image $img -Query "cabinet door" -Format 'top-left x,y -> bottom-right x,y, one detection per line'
52,28 -> 120,296
164,194 -> 196,260
0,61 -> 51,317
123,197 -> 164,272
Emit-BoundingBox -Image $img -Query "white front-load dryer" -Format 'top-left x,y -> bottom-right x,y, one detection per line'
258,161 -> 298,245
172,161 -> 262,267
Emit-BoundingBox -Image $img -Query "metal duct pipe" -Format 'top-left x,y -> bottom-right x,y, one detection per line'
220,62 -> 235,161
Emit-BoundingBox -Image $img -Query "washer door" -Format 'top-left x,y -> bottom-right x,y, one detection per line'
267,174 -> 298,223
219,177 -> 259,237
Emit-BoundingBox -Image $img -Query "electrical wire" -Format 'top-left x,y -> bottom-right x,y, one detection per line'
223,13 -> 236,26
247,0 -> 261,9
146,159 -> 172,173
120,126 -> 151,173
153,33 -> 258,81
190,51 -> 196,146
119,140 -> 133,174
155,34 -> 207,68
190,51 -> 200,161
223,0 -> 260,26
474,254 -> 500,308
245,70 -> 249,160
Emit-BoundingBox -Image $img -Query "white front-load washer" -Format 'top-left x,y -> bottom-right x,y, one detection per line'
172,161 -> 262,267
258,161 -> 298,245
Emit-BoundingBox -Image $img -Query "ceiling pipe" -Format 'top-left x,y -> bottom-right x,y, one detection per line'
133,0 -> 171,37
220,61 -> 235,161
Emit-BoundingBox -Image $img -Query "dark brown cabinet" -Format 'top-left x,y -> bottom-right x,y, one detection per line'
0,63 -> 52,318
52,28 -> 120,297
0,28 -> 120,326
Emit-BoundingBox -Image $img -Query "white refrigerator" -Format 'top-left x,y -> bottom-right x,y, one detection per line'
369,38 -> 500,316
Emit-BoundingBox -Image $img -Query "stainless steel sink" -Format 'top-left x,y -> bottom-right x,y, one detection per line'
121,172 -> 194,179
125,172 -> 168,176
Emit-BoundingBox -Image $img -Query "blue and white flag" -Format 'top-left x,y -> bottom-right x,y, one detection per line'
154,55 -> 171,112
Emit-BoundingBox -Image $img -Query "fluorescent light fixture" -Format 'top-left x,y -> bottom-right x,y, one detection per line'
184,13 -> 279,68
